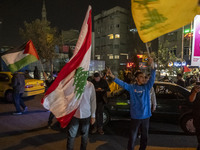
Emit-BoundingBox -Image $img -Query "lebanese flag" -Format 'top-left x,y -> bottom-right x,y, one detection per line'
1,40 -> 39,73
41,6 -> 92,128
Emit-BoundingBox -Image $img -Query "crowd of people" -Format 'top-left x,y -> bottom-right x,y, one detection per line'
10,60 -> 200,150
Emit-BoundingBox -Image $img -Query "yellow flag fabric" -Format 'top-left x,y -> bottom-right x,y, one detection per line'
131,0 -> 200,43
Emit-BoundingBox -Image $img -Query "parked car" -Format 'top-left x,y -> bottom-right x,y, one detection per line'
103,81 -> 195,135
0,72 -> 45,102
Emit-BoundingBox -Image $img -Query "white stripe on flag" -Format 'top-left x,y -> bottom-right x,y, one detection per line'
2,50 -> 28,65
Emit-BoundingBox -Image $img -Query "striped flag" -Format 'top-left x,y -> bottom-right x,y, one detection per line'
131,0 -> 200,43
41,6 -> 92,128
1,40 -> 39,73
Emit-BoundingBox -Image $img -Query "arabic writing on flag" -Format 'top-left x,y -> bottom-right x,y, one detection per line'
131,0 -> 200,43
41,6 -> 92,128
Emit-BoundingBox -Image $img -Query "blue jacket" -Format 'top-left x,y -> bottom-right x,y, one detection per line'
114,69 -> 156,119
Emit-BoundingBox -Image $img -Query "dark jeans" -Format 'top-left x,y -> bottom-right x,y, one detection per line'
193,115 -> 200,150
13,93 -> 26,113
127,118 -> 150,150
67,117 -> 90,150
48,112 -> 55,126
96,102 -> 104,129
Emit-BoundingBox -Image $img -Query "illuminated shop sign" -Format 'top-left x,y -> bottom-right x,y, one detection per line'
168,61 -> 186,67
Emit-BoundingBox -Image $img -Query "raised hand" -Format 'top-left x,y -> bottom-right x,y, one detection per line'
148,57 -> 154,69
106,67 -> 115,79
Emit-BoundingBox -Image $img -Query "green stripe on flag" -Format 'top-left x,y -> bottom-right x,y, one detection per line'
8,55 -> 38,73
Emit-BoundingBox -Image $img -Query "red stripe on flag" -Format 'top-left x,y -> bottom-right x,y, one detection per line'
23,40 -> 39,60
41,9 -> 92,104
57,109 -> 77,128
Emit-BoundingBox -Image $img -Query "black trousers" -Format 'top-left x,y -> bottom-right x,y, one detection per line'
96,102 -> 104,129
127,118 -> 150,150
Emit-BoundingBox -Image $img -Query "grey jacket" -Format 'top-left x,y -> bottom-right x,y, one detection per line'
12,73 -> 25,93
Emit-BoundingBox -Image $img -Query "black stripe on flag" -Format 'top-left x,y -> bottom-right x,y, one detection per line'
0,42 -> 27,56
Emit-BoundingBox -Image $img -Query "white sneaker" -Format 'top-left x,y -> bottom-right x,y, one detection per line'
13,112 -> 22,115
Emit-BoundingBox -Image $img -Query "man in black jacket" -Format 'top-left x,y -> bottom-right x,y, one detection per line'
91,72 -> 109,135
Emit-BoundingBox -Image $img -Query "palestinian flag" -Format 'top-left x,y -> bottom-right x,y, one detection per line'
41,6 -> 92,128
1,40 -> 39,73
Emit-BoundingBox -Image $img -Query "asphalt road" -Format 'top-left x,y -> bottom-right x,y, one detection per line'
0,94 -> 198,150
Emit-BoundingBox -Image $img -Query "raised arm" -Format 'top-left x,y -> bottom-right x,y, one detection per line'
146,57 -> 156,89
189,86 -> 200,102
107,68 -> 131,91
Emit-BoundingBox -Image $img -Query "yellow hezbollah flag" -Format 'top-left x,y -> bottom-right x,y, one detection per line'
131,0 -> 200,43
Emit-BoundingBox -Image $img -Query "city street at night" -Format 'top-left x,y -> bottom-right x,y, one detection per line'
0,94 -> 197,150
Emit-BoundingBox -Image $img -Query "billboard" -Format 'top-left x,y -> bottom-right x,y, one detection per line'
191,15 -> 200,66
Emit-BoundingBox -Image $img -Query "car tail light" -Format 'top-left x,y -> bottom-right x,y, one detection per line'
25,85 -> 33,88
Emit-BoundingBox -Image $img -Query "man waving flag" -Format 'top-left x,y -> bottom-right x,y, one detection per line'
41,6 -> 92,128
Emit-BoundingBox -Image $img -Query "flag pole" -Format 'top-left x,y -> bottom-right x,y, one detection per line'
145,42 -> 150,57
39,60 -> 47,80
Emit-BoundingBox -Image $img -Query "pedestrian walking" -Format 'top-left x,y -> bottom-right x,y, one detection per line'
189,83 -> 200,150
91,72 -> 110,135
107,57 -> 156,150
12,72 -> 28,115
67,81 -> 96,150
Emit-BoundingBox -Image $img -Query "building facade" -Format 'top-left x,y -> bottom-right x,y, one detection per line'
158,23 -> 192,65
94,6 -> 134,75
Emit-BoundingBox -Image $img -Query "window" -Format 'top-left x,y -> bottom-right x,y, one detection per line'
184,47 -> 189,55
114,44 -> 120,49
109,55 -> 113,59
107,54 -> 113,59
120,53 -> 128,59
115,55 -> 119,59
95,55 -> 100,60
115,34 -> 120,38
108,34 -> 114,39
109,24 -> 114,30
0,74 -> 9,82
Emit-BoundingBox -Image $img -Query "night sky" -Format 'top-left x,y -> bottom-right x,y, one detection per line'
0,0 -> 131,47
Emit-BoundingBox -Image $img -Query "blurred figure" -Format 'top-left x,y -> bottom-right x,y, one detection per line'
189,84 -> 200,150
91,72 -> 110,135
163,75 -> 169,82
12,72 -> 27,115
191,75 -> 198,84
185,75 -> 191,87
145,74 -> 157,112
124,72 -> 133,84
24,70 -> 31,79
176,73 -> 185,87
67,81 -> 96,150
34,66 -> 40,79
